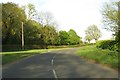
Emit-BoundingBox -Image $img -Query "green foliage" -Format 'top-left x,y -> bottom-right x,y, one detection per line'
85,25 -> 101,42
77,45 -> 119,69
96,40 -> 118,51
53,33 -> 61,45
24,20 -> 43,45
22,3 -> 37,20
115,30 -> 120,52
2,2 -> 26,44
101,1 -> 120,52
41,25 -> 58,45
2,2 -> 83,51
24,20 -> 58,47
68,29 -> 81,45
102,2 -> 119,32
85,35 -> 92,43
2,48 -> 62,64
59,31 -> 69,45
58,29 -> 82,45
27,3 -> 37,20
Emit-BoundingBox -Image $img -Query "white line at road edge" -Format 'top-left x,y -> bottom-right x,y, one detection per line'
51,54 -> 58,80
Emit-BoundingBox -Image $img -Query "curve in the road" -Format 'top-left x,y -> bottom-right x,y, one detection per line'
2,48 -> 118,78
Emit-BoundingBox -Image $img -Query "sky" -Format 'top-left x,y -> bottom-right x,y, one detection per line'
1,0 -> 118,42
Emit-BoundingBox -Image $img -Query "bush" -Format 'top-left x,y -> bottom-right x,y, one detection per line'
96,40 -> 118,51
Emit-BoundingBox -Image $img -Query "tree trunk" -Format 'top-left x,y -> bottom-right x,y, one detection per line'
95,39 -> 97,43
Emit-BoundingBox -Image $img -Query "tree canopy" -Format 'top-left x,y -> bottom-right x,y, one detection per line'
101,1 -> 120,51
85,25 -> 101,42
59,31 -> 69,45
2,2 -> 26,44
2,2 -> 83,50
85,35 -> 92,43
102,2 -> 119,32
68,29 -> 81,45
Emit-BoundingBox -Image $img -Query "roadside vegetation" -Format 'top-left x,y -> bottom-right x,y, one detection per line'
2,3 -> 83,52
2,49 -> 49,65
1,1 -> 119,70
76,45 -> 119,69
77,1 -> 119,70
1,48 -> 70,65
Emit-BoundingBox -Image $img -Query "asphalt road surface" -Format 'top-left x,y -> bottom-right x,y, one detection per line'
2,48 -> 118,78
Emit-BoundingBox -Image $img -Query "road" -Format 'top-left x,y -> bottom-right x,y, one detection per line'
2,48 -> 118,78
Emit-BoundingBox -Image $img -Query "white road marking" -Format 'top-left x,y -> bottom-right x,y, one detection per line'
53,69 -> 58,79
51,54 -> 58,80
52,59 -> 53,65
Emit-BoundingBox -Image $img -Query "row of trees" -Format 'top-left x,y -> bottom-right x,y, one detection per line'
2,2 -> 82,49
3,1 -> 118,50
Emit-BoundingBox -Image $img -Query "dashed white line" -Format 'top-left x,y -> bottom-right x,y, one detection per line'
52,68 -> 58,79
51,54 -> 58,80
52,59 -> 53,65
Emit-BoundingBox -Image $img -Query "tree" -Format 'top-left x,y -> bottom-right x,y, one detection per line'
59,31 -> 69,45
24,20 -> 43,45
2,2 -> 26,44
85,25 -> 101,42
101,1 -> 120,51
23,3 -> 37,20
41,25 -> 58,47
68,29 -> 81,45
0,3 -> 2,40
53,33 -> 61,45
85,35 -> 92,43
36,11 -> 58,47
102,2 -> 119,32
37,12 -> 55,26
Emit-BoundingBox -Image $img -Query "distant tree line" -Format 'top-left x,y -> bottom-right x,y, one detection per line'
2,2 -> 82,49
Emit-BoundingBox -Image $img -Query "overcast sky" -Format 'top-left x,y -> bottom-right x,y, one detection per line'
2,0 -> 118,42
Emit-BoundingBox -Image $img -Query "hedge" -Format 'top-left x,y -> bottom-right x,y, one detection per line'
96,40 -> 118,51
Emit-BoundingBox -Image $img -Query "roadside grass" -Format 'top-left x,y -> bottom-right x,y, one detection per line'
1,48 -> 69,65
76,45 -> 119,69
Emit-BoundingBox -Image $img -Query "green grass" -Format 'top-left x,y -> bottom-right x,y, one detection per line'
76,45 -> 119,69
1,48 -> 68,65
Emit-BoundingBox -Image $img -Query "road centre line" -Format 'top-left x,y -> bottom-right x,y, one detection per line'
51,54 -> 58,80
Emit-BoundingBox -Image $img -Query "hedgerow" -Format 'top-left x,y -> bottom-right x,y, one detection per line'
96,40 -> 118,51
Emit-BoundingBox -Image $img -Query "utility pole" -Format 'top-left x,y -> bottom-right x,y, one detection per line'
22,22 -> 24,50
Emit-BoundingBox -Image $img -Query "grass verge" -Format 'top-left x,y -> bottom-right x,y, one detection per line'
1,48 -> 68,65
76,45 -> 119,69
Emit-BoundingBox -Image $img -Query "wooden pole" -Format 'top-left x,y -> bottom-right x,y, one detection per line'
22,22 -> 24,50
